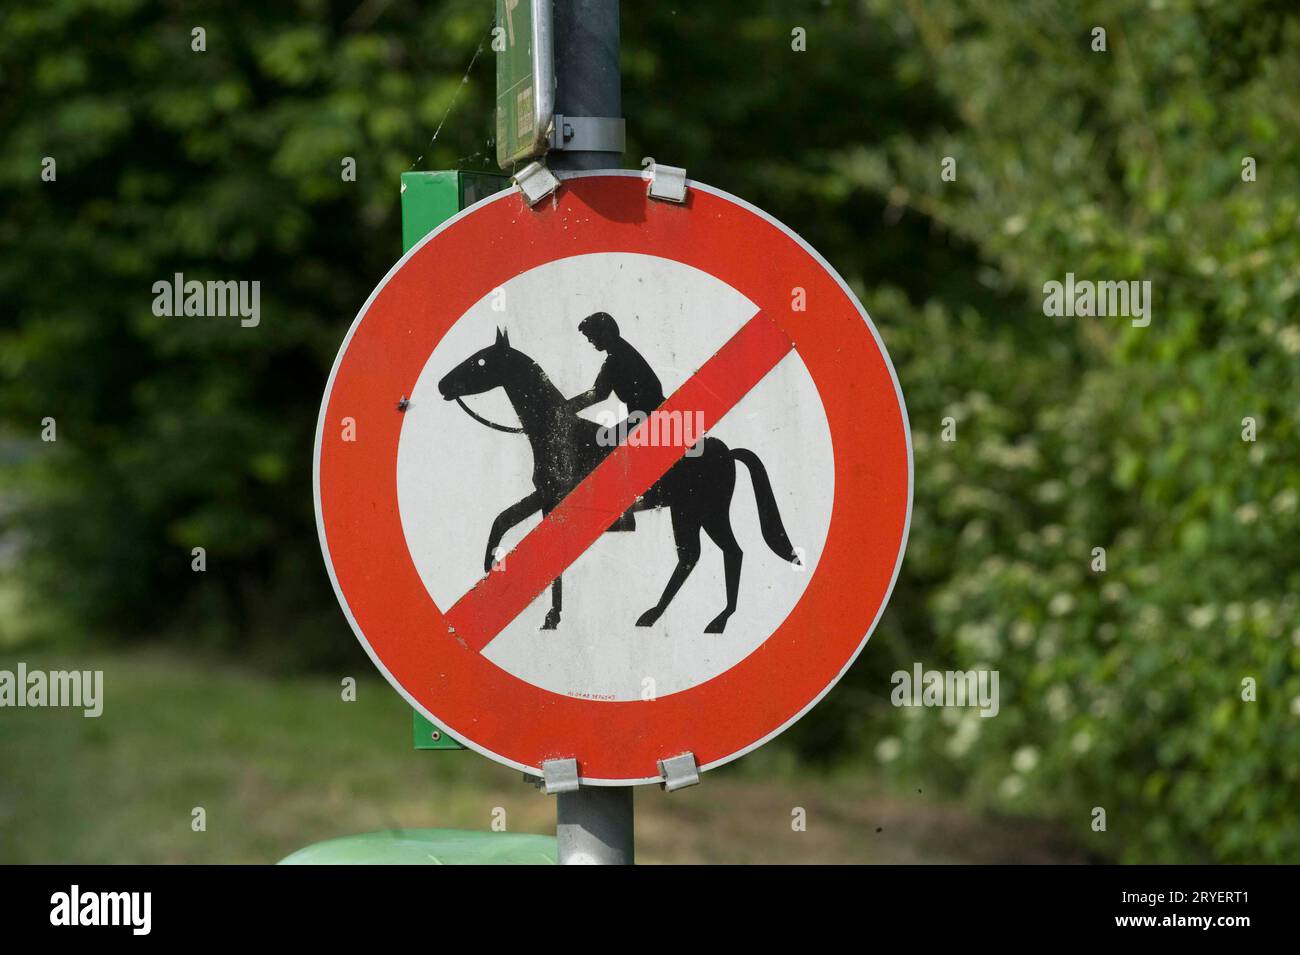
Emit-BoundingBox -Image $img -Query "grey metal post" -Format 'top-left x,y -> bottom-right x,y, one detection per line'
557,786 -> 634,864
548,0 -> 623,170
544,0 -> 634,865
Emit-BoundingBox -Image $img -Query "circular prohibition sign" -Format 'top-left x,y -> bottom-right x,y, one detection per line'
315,170 -> 913,785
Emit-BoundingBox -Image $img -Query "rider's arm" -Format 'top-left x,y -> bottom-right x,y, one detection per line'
567,362 -> 614,412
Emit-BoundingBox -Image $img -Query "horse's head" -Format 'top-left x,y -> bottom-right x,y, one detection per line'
438,328 -> 515,400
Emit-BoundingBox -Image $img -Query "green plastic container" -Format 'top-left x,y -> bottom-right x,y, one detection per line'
278,829 -> 556,865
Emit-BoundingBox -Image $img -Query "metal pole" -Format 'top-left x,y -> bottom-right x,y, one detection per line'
544,0 -> 634,866
557,786 -> 634,864
548,0 -> 623,170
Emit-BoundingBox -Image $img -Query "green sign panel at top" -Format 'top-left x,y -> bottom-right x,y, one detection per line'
496,0 -> 555,170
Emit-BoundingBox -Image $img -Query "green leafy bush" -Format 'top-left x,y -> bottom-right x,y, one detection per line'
854,0 -> 1300,862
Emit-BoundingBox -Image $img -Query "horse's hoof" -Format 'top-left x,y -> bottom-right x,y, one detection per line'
541,611 -> 560,630
704,613 -> 731,634
635,608 -> 662,627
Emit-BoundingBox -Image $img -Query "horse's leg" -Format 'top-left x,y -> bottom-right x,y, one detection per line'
484,490 -> 543,574
542,574 -> 562,630
701,510 -> 743,633
636,506 -> 701,627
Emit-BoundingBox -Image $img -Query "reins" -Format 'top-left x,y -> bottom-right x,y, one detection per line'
454,396 -> 525,434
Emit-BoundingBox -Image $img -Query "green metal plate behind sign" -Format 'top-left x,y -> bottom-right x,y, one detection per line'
495,0 -> 553,169
412,709 -> 461,750
399,169 -> 509,751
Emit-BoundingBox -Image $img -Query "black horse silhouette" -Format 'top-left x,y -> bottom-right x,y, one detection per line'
438,328 -> 800,633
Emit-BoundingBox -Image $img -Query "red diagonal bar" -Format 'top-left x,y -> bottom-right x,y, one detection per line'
443,312 -> 795,652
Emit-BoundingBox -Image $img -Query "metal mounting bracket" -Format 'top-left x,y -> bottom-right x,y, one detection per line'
657,752 -> 700,792
541,757 -> 581,795
646,162 -> 688,204
549,114 -> 626,154
514,161 -> 561,207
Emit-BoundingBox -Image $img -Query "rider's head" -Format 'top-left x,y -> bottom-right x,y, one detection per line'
578,312 -> 619,351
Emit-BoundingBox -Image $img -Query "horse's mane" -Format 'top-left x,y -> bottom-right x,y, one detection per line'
503,347 -> 566,412
502,347 -> 604,446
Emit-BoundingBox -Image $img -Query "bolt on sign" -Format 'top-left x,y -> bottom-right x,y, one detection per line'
495,0 -> 554,169
315,171 -> 912,785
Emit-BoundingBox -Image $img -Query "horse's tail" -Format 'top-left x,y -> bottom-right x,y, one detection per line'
731,447 -> 800,563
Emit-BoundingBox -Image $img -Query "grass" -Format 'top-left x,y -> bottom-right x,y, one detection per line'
0,647 -> 1091,864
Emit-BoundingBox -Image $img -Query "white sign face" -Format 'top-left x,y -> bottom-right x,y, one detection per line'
396,252 -> 835,701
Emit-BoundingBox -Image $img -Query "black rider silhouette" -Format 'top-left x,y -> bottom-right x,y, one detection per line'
565,312 -> 663,531
565,312 -> 665,424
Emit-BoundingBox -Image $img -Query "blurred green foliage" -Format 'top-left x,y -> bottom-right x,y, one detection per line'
851,0 -> 1300,863
0,0 -> 1296,861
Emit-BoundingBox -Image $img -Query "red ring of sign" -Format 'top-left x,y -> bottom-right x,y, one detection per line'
315,172 -> 911,784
